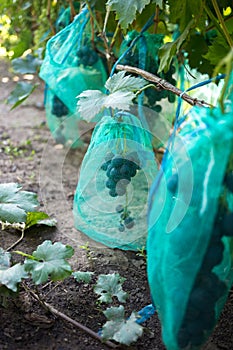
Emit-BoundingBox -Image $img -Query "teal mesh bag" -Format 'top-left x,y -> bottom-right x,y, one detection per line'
147,74 -> 233,349
40,7 -> 107,113
39,7 -> 107,146
73,112 -> 157,250
118,30 -> 176,110
45,87 -> 82,148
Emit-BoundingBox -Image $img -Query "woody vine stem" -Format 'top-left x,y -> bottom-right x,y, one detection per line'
116,64 -> 213,108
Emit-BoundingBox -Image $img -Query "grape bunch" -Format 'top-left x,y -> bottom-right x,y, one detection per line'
77,42 -> 98,67
101,152 -> 140,198
177,168 -> 233,348
52,95 -> 69,118
177,230 -> 227,348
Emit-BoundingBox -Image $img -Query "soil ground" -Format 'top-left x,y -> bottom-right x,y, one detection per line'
0,59 -> 233,350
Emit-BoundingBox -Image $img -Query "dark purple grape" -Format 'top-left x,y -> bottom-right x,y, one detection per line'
109,167 -> 120,179
106,179 -> 116,189
222,212 -> 233,236
189,332 -> 205,346
109,189 -> 117,197
186,320 -> 204,335
177,328 -> 190,348
168,91 -> 176,103
210,279 -> 227,300
124,217 -> 134,229
119,164 -> 131,177
105,152 -> 114,162
225,172 -> 233,193
52,95 -> 69,117
112,157 -> 125,167
152,104 -> 162,113
116,205 -> 124,213
199,310 -> 216,330
77,45 -> 98,67
106,165 -> 113,177
101,160 -> 111,171
185,305 -> 200,321
118,224 -> 125,232
202,241 -> 224,271
189,287 -> 215,310
116,185 -> 127,196
167,173 -> 178,193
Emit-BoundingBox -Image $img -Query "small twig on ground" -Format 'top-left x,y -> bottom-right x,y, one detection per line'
24,286 -> 118,349
116,64 -> 213,108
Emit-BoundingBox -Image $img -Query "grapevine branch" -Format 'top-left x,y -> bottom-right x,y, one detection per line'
116,64 -> 212,108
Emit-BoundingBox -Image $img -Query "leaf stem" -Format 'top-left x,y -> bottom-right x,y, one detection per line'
135,83 -> 158,96
116,64 -> 212,108
6,226 -> 25,252
211,0 -> 233,47
153,5 -> 160,34
13,250 -> 37,260
204,4 -> 226,40
110,23 -> 120,51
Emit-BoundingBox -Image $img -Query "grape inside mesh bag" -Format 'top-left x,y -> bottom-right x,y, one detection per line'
147,73 -> 233,349
44,87 -> 83,148
119,30 -> 177,111
39,7 -> 107,147
73,112 -> 157,250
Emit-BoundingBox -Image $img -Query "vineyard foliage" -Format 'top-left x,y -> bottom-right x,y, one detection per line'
0,0 -> 232,79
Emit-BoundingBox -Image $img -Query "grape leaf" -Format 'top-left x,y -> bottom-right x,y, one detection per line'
0,183 -> 38,224
107,0 -> 151,29
73,271 -> 94,283
26,212 -> 57,229
7,82 -> 38,110
24,240 -> 74,284
102,305 -> 143,345
94,273 -> 128,303
77,90 -> 108,122
77,72 -> 145,121
152,0 -> 163,8
168,0 -> 204,31
158,19 -> 194,73
0,248 -> 28,292
105,71 -> 146,93
203,19 -> 233,67
12,54 -> 42,74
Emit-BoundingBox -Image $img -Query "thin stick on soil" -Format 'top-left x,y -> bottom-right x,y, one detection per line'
26,287 -> 118,349
6,226 -> 25,251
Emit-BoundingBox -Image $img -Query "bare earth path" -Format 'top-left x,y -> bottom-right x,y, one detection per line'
0,59 -> 232,350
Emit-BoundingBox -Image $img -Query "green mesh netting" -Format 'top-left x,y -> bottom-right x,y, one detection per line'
55,7 -> 72,32
39,7 -> 107,146
73,112 -> 157,250
147,74 -> 233,349
45,87 -> 82,148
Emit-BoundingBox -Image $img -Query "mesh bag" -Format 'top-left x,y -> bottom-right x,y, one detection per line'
40,7 -> 107,113
45,87 -> 82,148
55,7 -> 72,33
118,30 -> 176,109
39,7 -> 107,146
147,74 -> 233,349
73,112 -> 157,250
